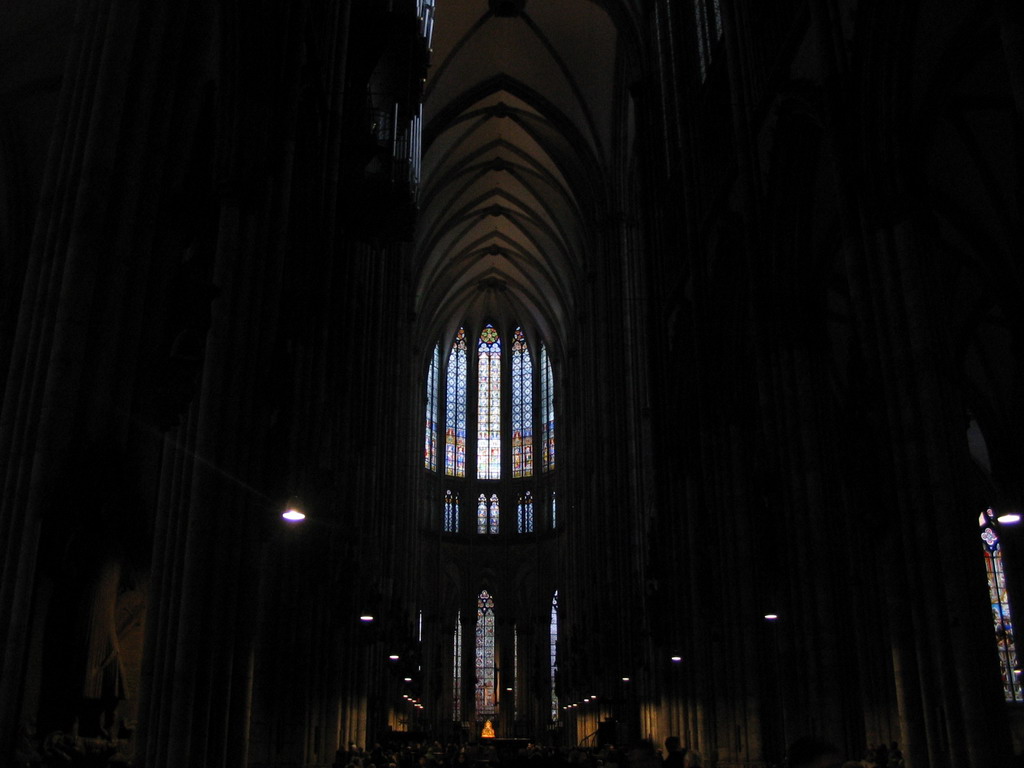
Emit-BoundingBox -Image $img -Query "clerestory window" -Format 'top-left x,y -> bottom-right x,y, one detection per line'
427,324 -> 556,535
445,328 -> 468,477
425,343 -> 439,471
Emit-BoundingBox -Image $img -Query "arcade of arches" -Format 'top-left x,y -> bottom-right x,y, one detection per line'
2,1 -> 1024,767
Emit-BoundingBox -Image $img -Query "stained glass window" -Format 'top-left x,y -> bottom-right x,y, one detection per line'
694,0 -> 723,82
512,327 -> 534,477
444,490 -> 460,533
550,590 -> 559,721
445,328 -> 468,476
981,508 -> 1023,702
453,611 -> 463,722
426,343 -> 439,471
476,494 -> 499,535
513,625 -> 520,720
477,325 -> 501,479
489,494 -> 499,534
517,491 -> 534,533
476,590 -> 496,716
540,344 -> 555,472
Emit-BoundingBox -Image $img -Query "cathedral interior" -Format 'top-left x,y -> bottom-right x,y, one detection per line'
2,1 -> 1024,766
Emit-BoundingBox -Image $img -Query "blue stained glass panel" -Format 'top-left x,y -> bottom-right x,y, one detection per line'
425,343 -> 439,471
540,344 -> 555,472
445,329 -> 468,476
444,490 -> 459,533
512,328 -> 533,477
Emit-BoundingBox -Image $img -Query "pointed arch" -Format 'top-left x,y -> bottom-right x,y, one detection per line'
512,327 -> 534,477
540,342 -> 555,471
477,324 -> 502,479
476,589 -> 497,716
445,327 -> 468,476
426,342 -> 440,471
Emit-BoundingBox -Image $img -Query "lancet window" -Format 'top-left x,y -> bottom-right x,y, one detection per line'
425,343 -> 439,471
477,325 -> 502,479
517,491 -> 534,533
550,590 -> 559,721
445,328 -> 468,477
512,327 -> 533,477
981,508 -> 1023,702
453,611 -> 463,721
540,343 -> 555,472
444,490 -> 459,533
476,590 -> 496,715
477,494 -> 500,535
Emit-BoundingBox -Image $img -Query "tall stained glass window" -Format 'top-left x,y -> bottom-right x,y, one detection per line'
981,508 -> 1023,701
445,328 -> 468,477
425,343 -> 439,471
517,491 -> 534,533
512,327 -> 534,477
453,611 -> 463,722
694,0 -> 723,82
550,590 -> 559,721
476,590 -> 496,716
513,625 -> 520,720
551,491 -> 557,529
477,325 -> 501,479
444,490 -> 460,533
540,344 -> 555,472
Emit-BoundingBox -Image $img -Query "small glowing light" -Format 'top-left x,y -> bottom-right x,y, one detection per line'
388,654 -> 400,660
282,509 -> 306,522
590,695 -> 597,699
359,615 -> 374,622
764,614 -> 779,621
998,514 -> 1022,524
404,677 -> 412,682
670,656 -> 682,662
621,677 -> 630,682
506,687 -> 513,691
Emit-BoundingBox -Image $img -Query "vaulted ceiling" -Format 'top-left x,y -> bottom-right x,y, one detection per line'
414,0 -> 643,354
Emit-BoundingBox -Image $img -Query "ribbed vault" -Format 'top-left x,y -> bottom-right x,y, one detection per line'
414,0 -> 641,353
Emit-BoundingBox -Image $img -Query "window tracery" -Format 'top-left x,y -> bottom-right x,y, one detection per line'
476,590 -> 496,715
445,328 -> 468,476
512,327 -> 533,477
477,325 -> 502,479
